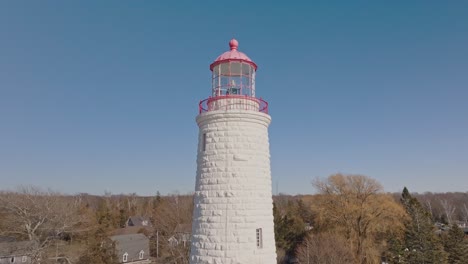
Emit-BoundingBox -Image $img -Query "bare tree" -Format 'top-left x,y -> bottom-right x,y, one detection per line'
462,204 -> 468,224
0,186 -> 82,263
296,233 -> 354,264
126,192 -> 138,214
439,199 -> 456,224
424,199 -> 434,219
152,194 -> 193,264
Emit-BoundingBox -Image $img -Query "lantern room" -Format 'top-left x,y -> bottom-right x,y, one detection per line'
199,39 -> 268,114
209,39 -> 257,97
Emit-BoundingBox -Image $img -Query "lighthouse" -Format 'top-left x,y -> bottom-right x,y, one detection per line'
190,39 -> 277,264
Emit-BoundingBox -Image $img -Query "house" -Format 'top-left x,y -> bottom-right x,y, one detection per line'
0,237 -> 15,243
126,216 -> 152,227
110,233 -> 151,264
168,223 -> 191,247
435,222 -> 468,237
121,216 -> 154,238
0,241 -> 36,264
112,226 -> 154,237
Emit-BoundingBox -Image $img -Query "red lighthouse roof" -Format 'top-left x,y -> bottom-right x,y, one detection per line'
209,39 -> 257,71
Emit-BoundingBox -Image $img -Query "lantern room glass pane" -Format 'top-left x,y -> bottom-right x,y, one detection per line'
228,76 -> 241,95
211,61 -> 256,97
213,65 -> 220,75
242,63 -> 253,75
220,77 -> 229,88
230,62 -> 241,76
220,63 -> 229,75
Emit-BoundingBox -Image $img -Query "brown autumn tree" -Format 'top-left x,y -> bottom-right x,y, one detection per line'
312,174 -> 407,264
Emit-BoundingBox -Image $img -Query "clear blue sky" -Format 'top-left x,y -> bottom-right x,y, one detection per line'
1,1 -> 467,195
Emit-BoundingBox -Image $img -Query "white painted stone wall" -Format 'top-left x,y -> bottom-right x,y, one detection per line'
207,97 -> 260,112
190,109 -> 277,264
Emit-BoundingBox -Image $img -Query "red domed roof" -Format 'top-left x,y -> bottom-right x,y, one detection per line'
210,39 -> 257,71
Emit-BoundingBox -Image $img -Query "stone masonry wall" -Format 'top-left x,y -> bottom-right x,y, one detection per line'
190,110 -> 277,264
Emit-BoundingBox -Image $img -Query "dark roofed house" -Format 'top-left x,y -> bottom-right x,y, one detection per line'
126,216 -> 151,227
119,216 -> 154,238
0,237 -> 15,243
112,226 -> 154,237
0,241 -> 36,264
110,234 -> 151,264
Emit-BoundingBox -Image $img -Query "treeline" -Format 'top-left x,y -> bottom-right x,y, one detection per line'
1,174 -> 468,264
274,175 -> 468,264
0,187 -> 194,264
405,192 -> 468,224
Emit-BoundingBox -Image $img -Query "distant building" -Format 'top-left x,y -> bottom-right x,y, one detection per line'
110,233 -> 151,264
0,237 -> 15,243
115,216 -> 154,238
169,223 -> 191,247
112,226 -> 154,237
435,222 -> 468,237
126,216 -> 152,227
0,241 -> 36,264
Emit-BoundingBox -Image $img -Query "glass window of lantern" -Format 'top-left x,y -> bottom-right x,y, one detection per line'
212,75 -> 220,96
243,63 -> 255,96
220,76 -> 229,94
240,62 -> 251,96
212,65 -> 222,96
220,63 -> 229,76
212,62 -> 255,97
241,62 -> 251,75
228,62 -> 241,95
230,62 -> 241,75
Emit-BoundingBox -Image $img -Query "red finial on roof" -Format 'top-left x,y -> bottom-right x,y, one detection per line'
229,39 -> 239,50
210,39 -> 257,71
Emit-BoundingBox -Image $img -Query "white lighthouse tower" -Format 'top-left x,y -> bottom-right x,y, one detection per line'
190,39 -> 277,264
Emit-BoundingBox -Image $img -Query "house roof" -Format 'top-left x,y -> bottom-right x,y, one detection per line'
174,223 -> 191,234
110,234 -> 150,261
0,241 -> 36,256
0,236 -> 16,243
127,216 -> 151,227
111,226 -> 154,236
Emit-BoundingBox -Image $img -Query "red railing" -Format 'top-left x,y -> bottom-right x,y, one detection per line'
199,95 -> 268,114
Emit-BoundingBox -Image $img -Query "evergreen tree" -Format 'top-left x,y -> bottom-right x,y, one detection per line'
77,199 -> 119,264
443,224 -> 468,264
400,187 -> 447,264
384,237 -> 407,264
118,208 -> 129,228
295,199 -> 314,225
77,226 -> 118,264
96,199 -> 118,229
273,202 -> 307,257
152,191 -> 162,211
